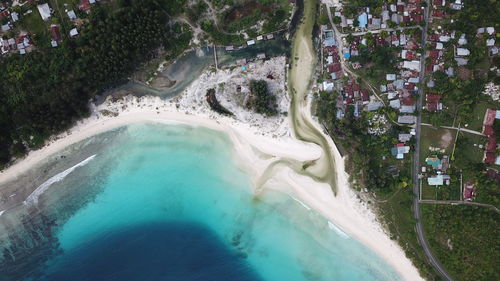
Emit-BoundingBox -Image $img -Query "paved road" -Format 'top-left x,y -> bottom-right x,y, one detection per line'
412,2 -> 454,281
420,200 -> 500,214
338,26 -> 423,37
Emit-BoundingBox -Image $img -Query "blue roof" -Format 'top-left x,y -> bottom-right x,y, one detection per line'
242,66 -> 246,70
343,53 -> 351,59
358,13 -> 368,28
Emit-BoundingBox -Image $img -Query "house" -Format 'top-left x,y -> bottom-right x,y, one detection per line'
398,115 -> 416,124
246,40 -> 255,46
361,89 -> 369,104
399,133 -> 412,143
426,155 -> 442,169
266,34 -> 274,40
482,108 -> 496,135
358,12 -> 368,28
456,48 -> 470,56
426,93 -> 442,111
389,99 -> 401,109
391,143 -> 411,159
67,10 -> 77,20
323,30 -> 336,47
327,63 -> 341,73
323,81 -> 334,92
69,28 -> 78,37
50,24 -> 61,47
484,152 -> 496,163
257,53 -> 266,60
463,180 -> 475,201
79,0 -> 92,11
386,74 -> 396,81
37,3 -> 51,21
428,174 -> 451,186
256,35 -> 263,41
403,60 -> 420,71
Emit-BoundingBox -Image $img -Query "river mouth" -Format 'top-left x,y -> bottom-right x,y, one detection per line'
111,34 -> 290,100
286,0 -> 338,192
0,123 -> 400,281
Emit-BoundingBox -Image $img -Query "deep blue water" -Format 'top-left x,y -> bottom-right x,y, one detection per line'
40,222 -> 261,281
0,124 -> 402,281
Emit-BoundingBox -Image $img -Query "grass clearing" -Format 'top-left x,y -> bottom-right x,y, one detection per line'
465,102 -> 490,132
419,126 -> 457,166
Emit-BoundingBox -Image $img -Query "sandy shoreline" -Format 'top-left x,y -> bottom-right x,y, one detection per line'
0,59 -> 422,280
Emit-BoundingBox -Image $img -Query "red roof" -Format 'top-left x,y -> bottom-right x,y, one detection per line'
426,102 -> 438,111
352,83 -> 360,91
344,85 -> 353,95
484,108 -> 496,126
426,93 -> 441,102
484,152 -> 496,163
432,10 -> 445,18
404,83 -> 416,90
402,96 -> 415,106
325,46 -> 338,54
428,34 -> 440,41
426,63 -> 434,72
327,63 -> 341,73
483,125 -> 494,136
50,25 -> 61,41
80,0 -> 91,11
463,187 -> 474,199
411,14 -> 423,22
397,4 -> 404,12
433,0 -> 443,6
361,89 -> 369,101
486,169 -> 500,182
0,10 -> 9,19
486,136 -> 497,152
428,50 -> 440,59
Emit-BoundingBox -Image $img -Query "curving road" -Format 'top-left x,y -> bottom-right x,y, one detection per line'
412,2 -> 454,281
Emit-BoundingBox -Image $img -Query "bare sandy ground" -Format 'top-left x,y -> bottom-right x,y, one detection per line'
0,57 -> 423,280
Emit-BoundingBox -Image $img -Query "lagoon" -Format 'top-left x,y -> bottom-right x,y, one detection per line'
0,123 -> 401,281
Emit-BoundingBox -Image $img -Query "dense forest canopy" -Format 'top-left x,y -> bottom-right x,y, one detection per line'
0,0 -> 188,167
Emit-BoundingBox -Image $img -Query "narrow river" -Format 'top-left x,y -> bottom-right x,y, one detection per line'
287,0 -> 338,193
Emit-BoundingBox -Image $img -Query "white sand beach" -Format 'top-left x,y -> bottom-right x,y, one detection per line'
0,57 -> 423,281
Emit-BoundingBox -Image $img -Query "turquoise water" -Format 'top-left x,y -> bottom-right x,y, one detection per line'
0,123 -> 401,281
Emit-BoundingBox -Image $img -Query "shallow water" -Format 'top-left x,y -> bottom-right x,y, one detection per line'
118,35 -> 289,98
0,123 -> 401,281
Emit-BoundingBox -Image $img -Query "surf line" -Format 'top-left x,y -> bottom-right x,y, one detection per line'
24,154 -> 97,206
290,195 -> 350,239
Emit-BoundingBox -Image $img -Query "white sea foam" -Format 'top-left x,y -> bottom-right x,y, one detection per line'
23,155 -> 97,206
328,221 -> 350,239
291,196 -> 311,210
0,210 -> 4,217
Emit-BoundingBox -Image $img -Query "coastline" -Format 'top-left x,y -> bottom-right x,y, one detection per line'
0,92 -> 422,280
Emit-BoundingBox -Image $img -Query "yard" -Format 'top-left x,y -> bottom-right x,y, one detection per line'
464,102 -> 491,132
419,126 -> 457,166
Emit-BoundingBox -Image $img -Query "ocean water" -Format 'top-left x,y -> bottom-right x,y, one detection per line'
0,123 -> 402,281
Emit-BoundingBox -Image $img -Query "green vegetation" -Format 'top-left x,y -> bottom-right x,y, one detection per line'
376,188 -> 440,280
247,80 -> 277,115
316,91 -> 411,192
422,204 -> 500,281
219,0 -> 292,35
0,0 -> 192,168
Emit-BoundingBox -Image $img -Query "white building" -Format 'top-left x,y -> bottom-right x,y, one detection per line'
37,3 -> 51,21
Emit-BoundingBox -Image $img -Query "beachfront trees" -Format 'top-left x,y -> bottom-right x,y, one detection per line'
0,0 -> 191,168
247,80 -> 278,116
